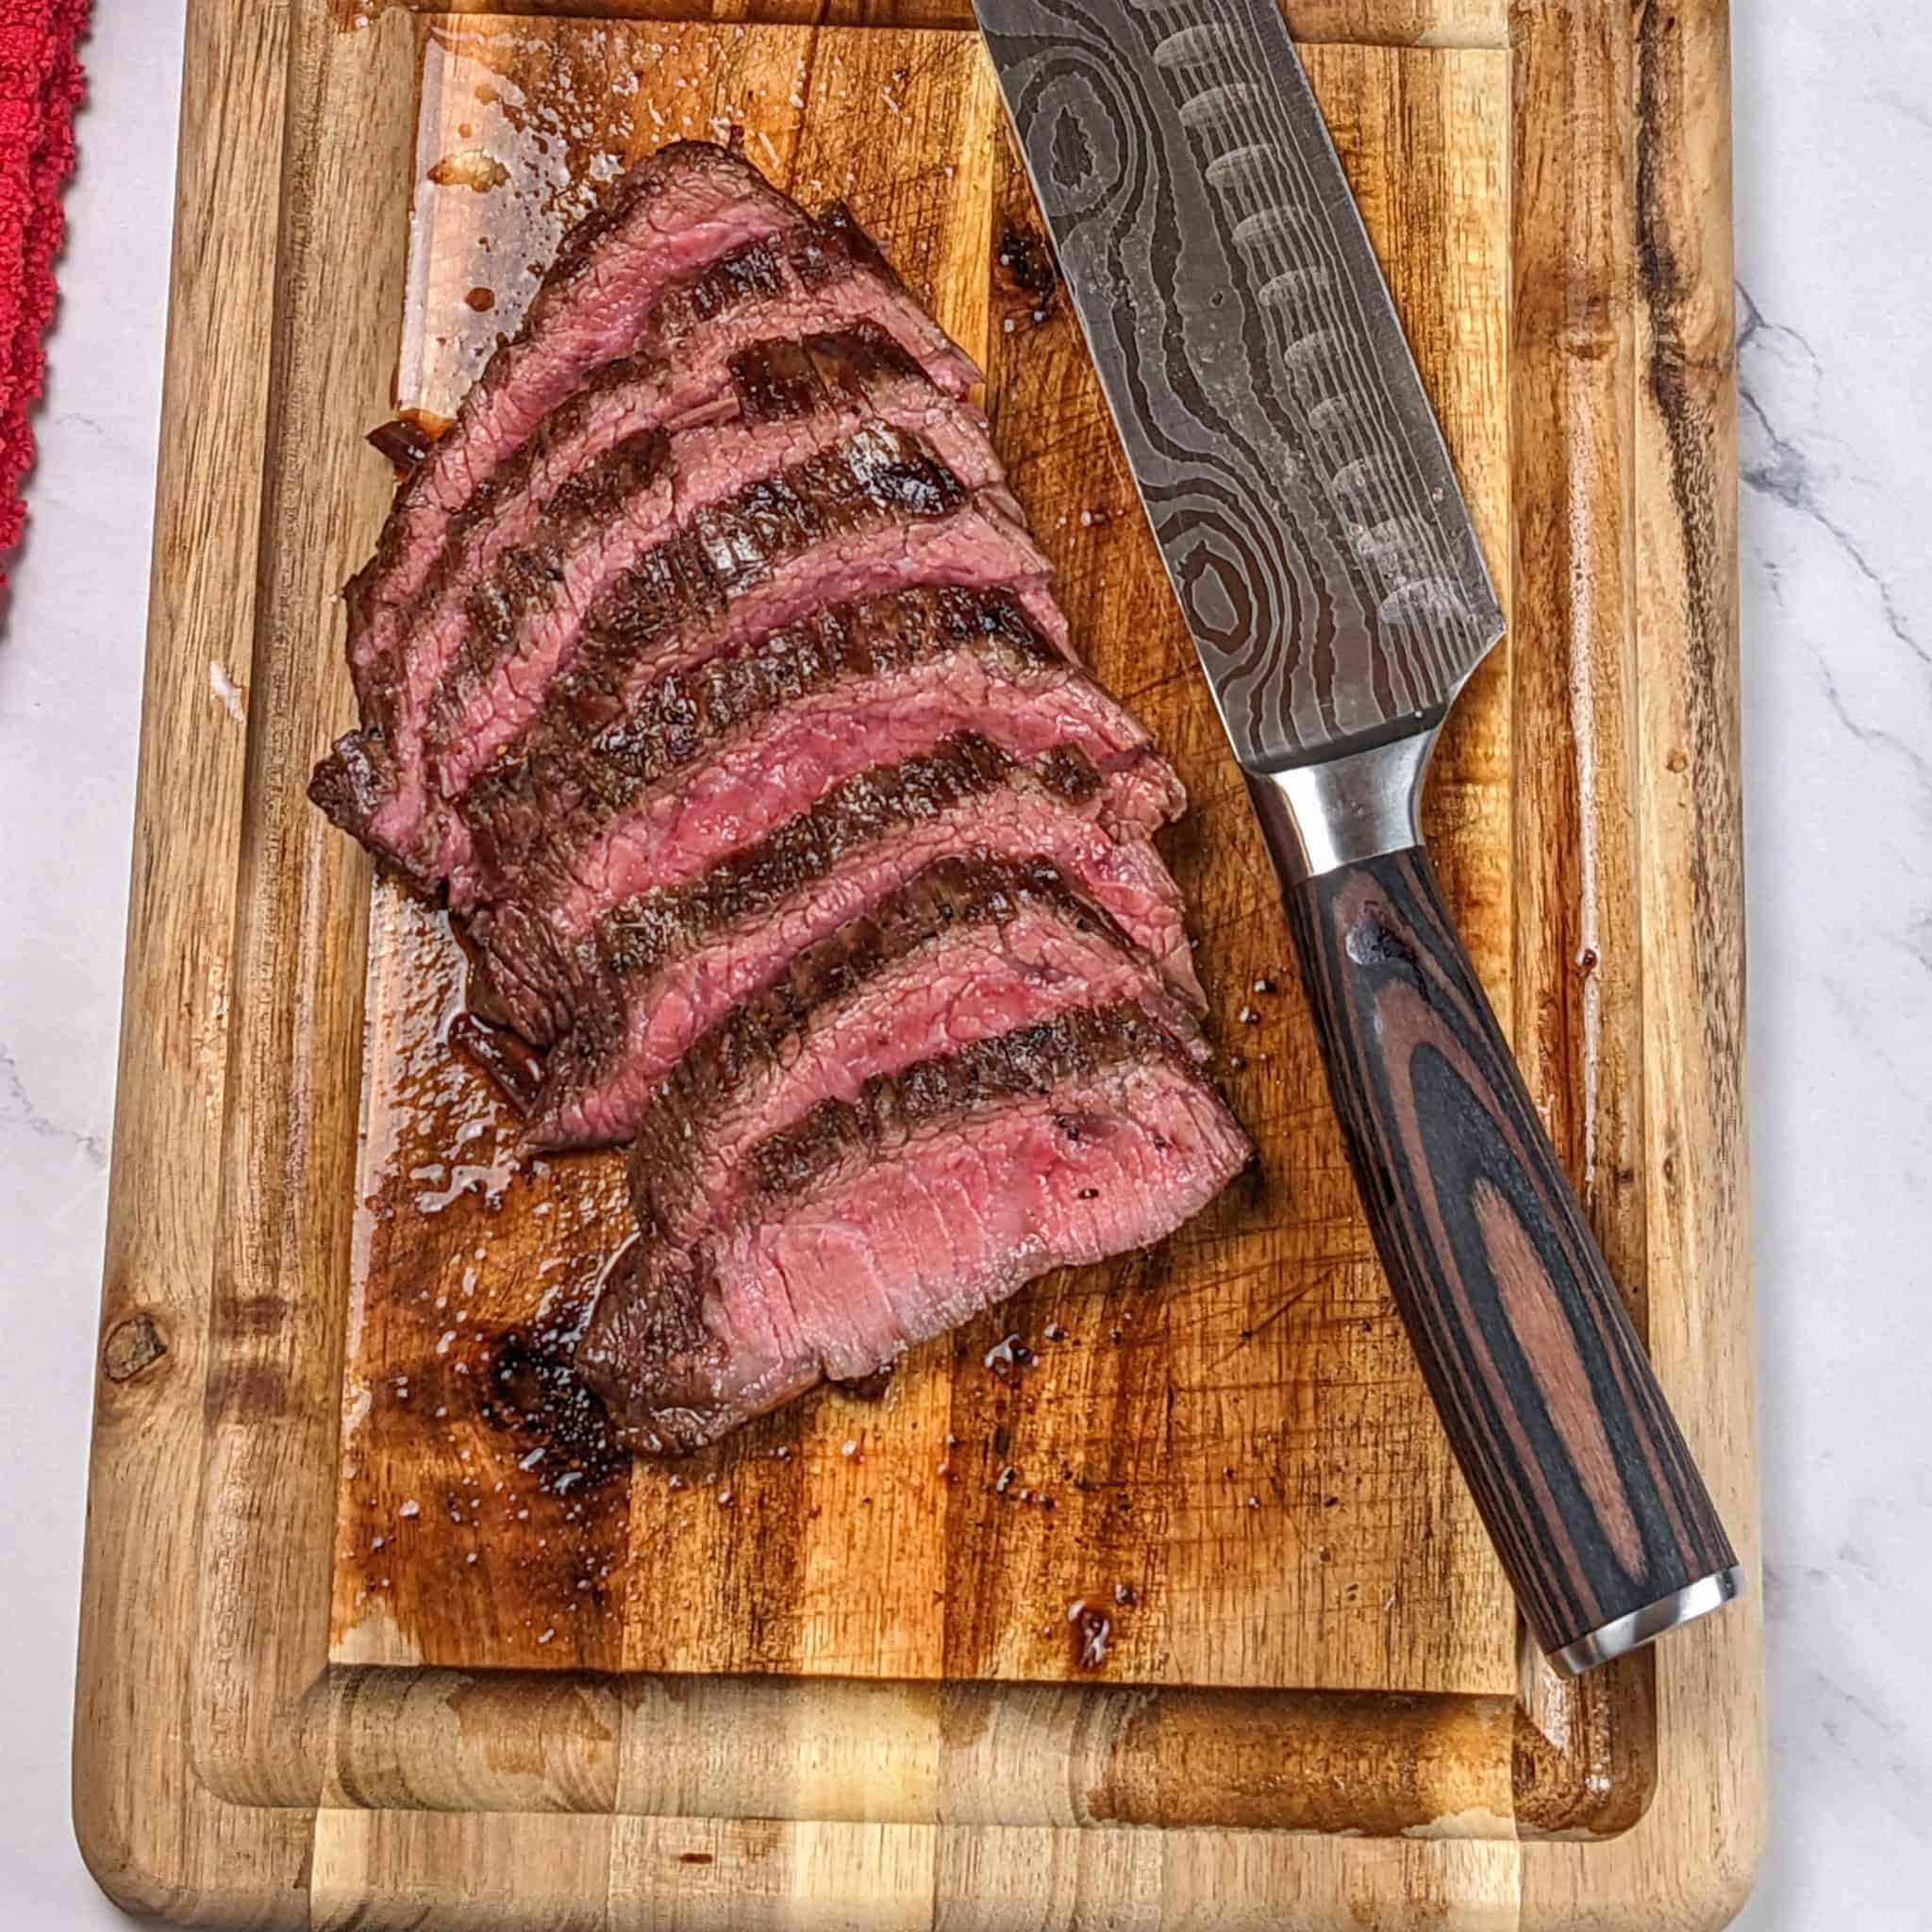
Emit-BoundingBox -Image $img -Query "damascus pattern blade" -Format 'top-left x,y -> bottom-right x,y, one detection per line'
974,0 -> 1504,770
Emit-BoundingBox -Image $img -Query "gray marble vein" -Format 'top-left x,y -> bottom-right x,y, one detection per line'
0,1042 -> 107,1170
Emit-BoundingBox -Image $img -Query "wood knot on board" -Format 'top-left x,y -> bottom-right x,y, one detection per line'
102,1313 -> 168,1384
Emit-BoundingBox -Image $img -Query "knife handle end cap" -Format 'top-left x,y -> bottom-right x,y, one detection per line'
1553,1565 -> 1747,1675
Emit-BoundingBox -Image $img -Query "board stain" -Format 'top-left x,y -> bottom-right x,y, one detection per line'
479,1317 -> 629,1499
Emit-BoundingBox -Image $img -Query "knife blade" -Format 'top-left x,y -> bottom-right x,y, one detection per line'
974,0 -> 1741,1671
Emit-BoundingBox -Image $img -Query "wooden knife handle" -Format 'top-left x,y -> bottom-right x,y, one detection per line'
1281,842 -> 1740,1666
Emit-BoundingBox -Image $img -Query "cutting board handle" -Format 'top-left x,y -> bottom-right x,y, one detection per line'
1271,825 -> 1741,1669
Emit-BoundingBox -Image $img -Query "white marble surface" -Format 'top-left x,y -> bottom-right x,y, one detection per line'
2,5 -> 1925,1925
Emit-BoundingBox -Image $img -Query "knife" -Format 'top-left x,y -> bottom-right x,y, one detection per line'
973,0 -> 1742,1671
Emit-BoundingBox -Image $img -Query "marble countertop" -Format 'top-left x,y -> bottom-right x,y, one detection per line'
4,5 -> 1924,1925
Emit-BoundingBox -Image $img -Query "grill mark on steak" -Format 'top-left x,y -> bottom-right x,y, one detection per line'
625,853 -> 1210,1251
594,738 -> 1093,989
576,1002 -> 1251,1453
343,145 -> 819,684
489,734 -> 1198,1145
321,335 -> 1034,889
343,316 -> 994,772
455,585 -> 1151,923
429,422 -> 974,826
341,143 -> 979,709
747,1001 -> 1203,1197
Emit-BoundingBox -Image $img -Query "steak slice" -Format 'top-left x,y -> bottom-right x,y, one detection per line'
577,1002 -> 1251,1453
320,333 -> 1020,886
457,585 -> 1163,933
344,142 -> 978,708
494,735 -> 1201,1143
626,854 -> 1210,1260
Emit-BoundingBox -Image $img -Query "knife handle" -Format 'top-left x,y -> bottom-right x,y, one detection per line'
1251,769 -> 1740,1669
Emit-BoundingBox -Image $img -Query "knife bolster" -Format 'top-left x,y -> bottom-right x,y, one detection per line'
1245,730 -> 1437,882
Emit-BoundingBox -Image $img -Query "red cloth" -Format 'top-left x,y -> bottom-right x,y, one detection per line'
0,0 -> 90,581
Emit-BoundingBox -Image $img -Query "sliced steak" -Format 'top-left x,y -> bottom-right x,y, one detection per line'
343,142 -> 978,707
577,1002 -> 1251,1453
419,461 -> 1060,896
547,466 -> 1066,760
426,416 -> 1038,808
320,333 -> 1019,885
345,145 -> 812,688
457,586 -> 1163,935
494,736 -> 1201,1144
308,147 -> 1243,1459
626,854 -> 1209,1259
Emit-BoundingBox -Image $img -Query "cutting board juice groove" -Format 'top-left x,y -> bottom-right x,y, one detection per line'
74,2 -> 1761,1925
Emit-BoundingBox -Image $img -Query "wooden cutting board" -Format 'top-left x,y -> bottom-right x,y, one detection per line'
74,1 -> 1762,1925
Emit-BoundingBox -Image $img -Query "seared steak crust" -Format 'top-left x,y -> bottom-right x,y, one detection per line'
456,585 -> 1120,910
746,1001 -> 1204,1199
489,733 -> 1193,1144
625,852 -> 1207,1241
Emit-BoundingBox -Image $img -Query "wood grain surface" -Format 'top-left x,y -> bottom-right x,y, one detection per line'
330,12 -> 1519,1700
73,2 -> 1762,1926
